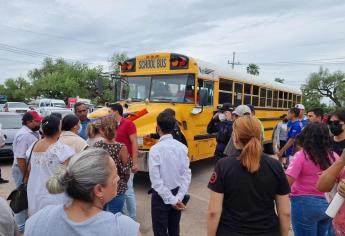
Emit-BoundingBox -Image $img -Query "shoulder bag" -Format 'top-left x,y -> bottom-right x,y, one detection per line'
7,141 -> 38,213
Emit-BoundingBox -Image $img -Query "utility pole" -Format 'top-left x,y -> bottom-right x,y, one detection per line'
228,51 -> 240,69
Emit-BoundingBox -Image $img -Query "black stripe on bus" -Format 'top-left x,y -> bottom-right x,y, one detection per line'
194,134 -> 216,140
264,127 -> 274,131
254,107 -> 289,111
259,117 -> 281,122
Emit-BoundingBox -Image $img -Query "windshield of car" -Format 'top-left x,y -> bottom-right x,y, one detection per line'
53,102 -> 66,108
120,74 -> 195,103
0,115 -> 22,129
9,102 -> 28,108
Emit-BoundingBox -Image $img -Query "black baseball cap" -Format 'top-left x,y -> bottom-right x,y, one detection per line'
219,103 -> 234,112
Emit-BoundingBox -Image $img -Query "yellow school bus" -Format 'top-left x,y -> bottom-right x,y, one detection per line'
90,52 -> 302,171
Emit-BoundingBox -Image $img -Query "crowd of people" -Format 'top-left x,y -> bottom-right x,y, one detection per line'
0,102 -> 191,236
206,103 -> 345,236
0,100 -> 345,236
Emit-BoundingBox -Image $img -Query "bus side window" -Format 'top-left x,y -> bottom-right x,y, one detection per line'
293,94 -> 297,106
267,90 -> 273,107
283,92 -> 288,108
218,79 -> 233,105
197,79 -> 214,106
234,82 -> 243,106
260,88 -> 266,107
252,85 -> 259,106
244,83 -> 252,105
278,91 -> 283,107
273,90 -> 278,107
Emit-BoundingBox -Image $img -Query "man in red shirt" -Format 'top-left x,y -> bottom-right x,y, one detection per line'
109,103 -> 138,220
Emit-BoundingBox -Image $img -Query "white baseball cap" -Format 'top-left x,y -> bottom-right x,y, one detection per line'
295,104 -> 305,110
233,105 -> 251,116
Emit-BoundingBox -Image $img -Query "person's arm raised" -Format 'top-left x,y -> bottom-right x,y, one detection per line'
318,150 -> 345,192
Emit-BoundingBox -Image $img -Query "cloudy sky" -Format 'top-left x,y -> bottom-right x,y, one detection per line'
1,0 -> 345,88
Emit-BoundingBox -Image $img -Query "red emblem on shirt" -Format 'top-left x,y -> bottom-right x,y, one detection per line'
209,172 -> 217,184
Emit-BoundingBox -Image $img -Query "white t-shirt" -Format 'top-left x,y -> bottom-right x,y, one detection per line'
27,142 -> 75,216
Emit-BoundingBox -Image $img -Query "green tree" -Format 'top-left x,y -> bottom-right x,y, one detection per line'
28,58 -> 103,102
108,52 -> 129,102
108,52 -> 129,75
246,64 -> 260,76
274,78 -> 285,83
0,77 -> 32,102
303,67 -> 345,107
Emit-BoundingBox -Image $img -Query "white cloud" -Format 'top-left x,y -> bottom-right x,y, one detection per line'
0,0 -> 345,89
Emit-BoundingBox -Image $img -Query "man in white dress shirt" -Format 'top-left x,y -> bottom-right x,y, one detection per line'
149,111 -> 192,236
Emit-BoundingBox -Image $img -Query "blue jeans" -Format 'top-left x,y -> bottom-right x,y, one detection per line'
123,173 -> 136,220
11,164 -> 28,233
106,194 -> 125,214
291,196 -> 334,236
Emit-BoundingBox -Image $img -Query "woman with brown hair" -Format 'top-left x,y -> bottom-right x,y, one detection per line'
94,116 -> 131,215
207,116 -> 291,236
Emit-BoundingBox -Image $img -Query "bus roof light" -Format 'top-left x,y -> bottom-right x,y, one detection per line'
170,53 -> 189,70
119,59 -> 136,72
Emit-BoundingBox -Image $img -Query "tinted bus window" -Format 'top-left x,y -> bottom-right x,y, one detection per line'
260,88 -> 266,107
234,83 -> 243,106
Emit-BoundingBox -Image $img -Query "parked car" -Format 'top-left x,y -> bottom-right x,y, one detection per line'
0,112 -> 22,158
28,98 -> 72,117
2,102 -> 30,113
39,107 -> 74,117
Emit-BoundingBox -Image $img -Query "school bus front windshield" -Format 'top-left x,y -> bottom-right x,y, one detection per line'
120,74 -> 195,103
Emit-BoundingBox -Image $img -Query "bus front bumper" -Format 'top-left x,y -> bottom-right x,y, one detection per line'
138,150 -> 149,172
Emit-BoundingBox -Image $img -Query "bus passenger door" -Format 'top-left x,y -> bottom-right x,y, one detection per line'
190,79 -> 217,160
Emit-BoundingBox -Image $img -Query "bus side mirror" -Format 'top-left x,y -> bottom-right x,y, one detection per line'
199,88 -> 208,106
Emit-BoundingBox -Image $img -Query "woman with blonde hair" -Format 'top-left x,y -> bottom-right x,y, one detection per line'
86,119 -> 103,146
207,116 -> 291,236
94,116 -> 131,215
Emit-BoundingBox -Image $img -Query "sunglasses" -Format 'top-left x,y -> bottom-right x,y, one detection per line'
329,120 -> 345,125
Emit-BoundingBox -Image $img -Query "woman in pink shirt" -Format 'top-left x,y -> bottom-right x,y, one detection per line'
318,149 -> 345,235
286,122 -> 338,236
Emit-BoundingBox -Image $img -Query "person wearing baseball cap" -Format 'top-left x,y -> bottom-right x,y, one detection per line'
295,104 -> 309,127
11,110 -> 43,232
207,103 -> 234,162
222,105 -> 252,157
232,105 -> 251,117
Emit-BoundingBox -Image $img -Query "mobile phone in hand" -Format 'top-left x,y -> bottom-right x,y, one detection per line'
182,194 -> 190,206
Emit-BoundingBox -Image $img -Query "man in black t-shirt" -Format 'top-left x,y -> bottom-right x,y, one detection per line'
208,151 -> 290,236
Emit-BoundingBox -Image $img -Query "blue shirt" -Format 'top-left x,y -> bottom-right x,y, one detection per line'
300,117 -> 309,128
286,120 -> 303,156
79,119 -> 91,140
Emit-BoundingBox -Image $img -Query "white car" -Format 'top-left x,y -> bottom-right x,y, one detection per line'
2,102 -> 30,113
32,98 -> 73,117
0,112 -> 22,159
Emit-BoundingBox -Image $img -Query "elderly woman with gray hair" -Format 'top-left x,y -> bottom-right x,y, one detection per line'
24,148 -> 141,236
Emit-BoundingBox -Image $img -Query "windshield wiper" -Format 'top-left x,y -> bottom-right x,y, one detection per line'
151,97 -> 173,102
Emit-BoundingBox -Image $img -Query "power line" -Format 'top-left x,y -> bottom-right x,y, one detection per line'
0,42 -> 77,61
0,24 -> 129,51
0,58 -> 41,65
